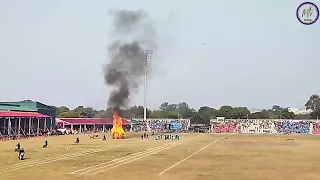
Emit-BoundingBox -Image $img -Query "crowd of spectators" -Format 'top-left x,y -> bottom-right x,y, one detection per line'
130,119 -> 148,132
178,119 -> 190,131
237,120 -> 275,133
258,120 -> 274,130
274,120 -> 310,134
312,122 -> 320,134
130,119 -> 318,134
148,119 -> 167,132
211,121 -> 238,133
211,120 -> 313,134
130,119 -> 190,132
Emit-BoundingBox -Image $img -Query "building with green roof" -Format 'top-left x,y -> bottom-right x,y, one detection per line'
0,100 -> 56,128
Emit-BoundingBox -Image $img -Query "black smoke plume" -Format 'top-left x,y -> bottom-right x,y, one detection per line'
104,9 -> 156,109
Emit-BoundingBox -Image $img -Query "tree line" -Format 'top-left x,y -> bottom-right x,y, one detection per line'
55,94 -> 320,124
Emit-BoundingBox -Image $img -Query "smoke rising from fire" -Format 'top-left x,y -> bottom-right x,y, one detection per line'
104,9 -> 157,109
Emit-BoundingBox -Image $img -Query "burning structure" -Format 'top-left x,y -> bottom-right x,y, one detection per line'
104,9 -> 157,139
111,108 -> 124,139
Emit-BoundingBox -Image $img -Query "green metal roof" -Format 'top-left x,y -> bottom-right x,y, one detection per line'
0,106 -> 36,112
0,100 -> 38,112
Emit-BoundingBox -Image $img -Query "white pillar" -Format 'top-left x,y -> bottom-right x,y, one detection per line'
4,118 -> 6,135
37,118 -> 40,136
80,124 -> 82,132
28,118 -> 31,135
18,118 -> 21,138
44,118 -> 47,130
24,118 -> 27,134
103,124 -> 105,132
15,118 -> 17,133
50,118 -> 53,131
8,118 -> 11,136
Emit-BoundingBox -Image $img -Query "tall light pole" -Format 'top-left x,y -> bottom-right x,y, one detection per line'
142,50 -> 153,122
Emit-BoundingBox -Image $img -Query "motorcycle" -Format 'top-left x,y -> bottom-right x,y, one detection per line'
18,152 -> 25,160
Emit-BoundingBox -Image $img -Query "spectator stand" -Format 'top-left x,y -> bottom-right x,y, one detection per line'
273,119 -> 311,134
0,111 -> 51,140
129,118 -> 190,133
311,121 -> 320,134
129,119 -> 148,132
59,118 -> 130,134
210,117 -> 238,133
210,118 -> 316,135
238,119 -> 277,134
190,124 -> 210,133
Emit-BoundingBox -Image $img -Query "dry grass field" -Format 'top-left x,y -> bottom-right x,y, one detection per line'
1,133 -> 320,180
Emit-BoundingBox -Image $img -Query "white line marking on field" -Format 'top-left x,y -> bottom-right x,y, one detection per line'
69,142 -> 179,175
69,142 -> 176,174
92,143 -> 180,175
158,138 -> 221,176
0,146 -> 122,174
2,148 -> 108,169
251,140 -> 261,146
4,147 -> 107,168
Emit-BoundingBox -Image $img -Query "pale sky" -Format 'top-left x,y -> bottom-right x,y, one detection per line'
0,0 -> 319,110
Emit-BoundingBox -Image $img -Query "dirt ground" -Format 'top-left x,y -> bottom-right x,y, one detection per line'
1,133 -> 320,180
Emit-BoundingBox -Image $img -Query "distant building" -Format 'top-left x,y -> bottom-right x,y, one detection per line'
250,109 -> 262,113
287,108 -> 312,115
0,100 -> 56,127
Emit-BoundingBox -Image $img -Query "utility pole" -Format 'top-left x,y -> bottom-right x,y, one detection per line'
142,49 -> 153,122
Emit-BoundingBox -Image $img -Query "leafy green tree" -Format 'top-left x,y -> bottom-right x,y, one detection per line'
271,105 -> 282,112
231,107 -> 250,119
218,106 -> 233,119
177,102 -> 194,118
305,94 -> 320,119
94,108 -> 112,118
191,111 -> 201,124
59,110 -> 80,118
250,110 -> 269,119
56,106 -> 70,117
280,108 -> 295,119
129,105 -> 144,118
54,97 -> 315,121
73,106 -> 94,118
159,102 -> 169,111
197,106 -> 216,123
294,114 -> 311,119
150,110 -> 164,118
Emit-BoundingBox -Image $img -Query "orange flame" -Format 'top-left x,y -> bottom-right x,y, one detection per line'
111,109 -> 124,139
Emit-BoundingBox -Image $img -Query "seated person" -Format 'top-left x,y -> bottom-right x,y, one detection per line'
102,135 -> 107,141
75,137 -> 80,144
